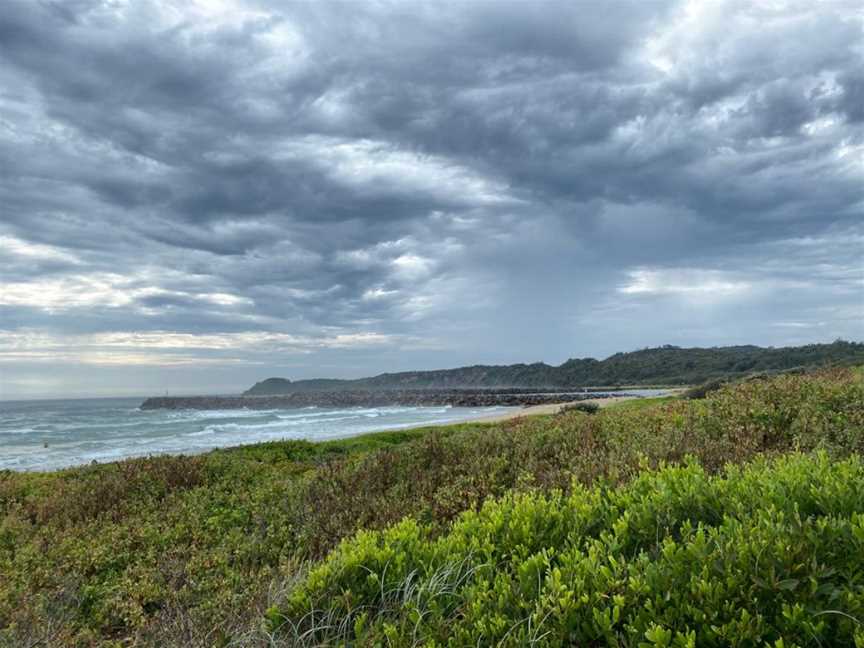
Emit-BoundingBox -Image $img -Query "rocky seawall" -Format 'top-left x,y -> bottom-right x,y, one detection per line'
140,389 -> 623,410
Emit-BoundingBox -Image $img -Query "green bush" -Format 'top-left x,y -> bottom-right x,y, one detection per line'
681,378 -> 727,400
277,452 -> 864,646
557,401 -> 600,414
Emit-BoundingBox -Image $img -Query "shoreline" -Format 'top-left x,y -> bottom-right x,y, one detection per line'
6,393 -> 678,473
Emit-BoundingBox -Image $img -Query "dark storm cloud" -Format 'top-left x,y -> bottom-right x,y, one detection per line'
0,0 -> 862,397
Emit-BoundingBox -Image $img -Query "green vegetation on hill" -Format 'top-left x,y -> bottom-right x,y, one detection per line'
1,368 -> 863,646
244,340 -> 864,394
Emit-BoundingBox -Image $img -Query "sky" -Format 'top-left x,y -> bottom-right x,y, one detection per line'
1,0 -> 862,398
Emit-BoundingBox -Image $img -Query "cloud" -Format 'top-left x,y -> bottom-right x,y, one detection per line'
0,0 -> 862,396
619,269 -> 753,298
0,329 -> 406,369
0,234 -> 81,264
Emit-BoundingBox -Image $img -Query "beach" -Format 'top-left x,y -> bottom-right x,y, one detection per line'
474,394 -> 641,422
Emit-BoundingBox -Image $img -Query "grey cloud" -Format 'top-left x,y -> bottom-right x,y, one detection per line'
0,0 -> 861,397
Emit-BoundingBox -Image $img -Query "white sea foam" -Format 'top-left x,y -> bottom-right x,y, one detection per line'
183,408 -> 283,420
3,427 -> 38,435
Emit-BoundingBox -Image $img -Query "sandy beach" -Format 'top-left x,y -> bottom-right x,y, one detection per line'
476,395 -> 642,422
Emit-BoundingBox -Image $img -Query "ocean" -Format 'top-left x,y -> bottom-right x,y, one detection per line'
0,397 -> 515,472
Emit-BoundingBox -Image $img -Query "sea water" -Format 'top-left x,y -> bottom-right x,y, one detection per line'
0,389 -> 672,471
0,397 -> 516,471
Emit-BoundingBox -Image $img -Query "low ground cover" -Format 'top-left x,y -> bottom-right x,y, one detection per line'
0,369 -> 861,646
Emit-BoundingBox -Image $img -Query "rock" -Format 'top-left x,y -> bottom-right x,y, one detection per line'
140,388 -> 623,411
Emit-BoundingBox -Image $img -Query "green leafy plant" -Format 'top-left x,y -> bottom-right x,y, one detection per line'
276,452 -> 864,646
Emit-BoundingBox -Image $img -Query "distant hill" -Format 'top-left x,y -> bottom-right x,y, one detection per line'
243,340 -> 864,395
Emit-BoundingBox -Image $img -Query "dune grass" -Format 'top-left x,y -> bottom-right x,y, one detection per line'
1,368 -> 862,646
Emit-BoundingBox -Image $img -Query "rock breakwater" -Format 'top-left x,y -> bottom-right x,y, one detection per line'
140,389 -> 622,410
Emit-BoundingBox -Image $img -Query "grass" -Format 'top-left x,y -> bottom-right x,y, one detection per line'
1,368 -> 862,646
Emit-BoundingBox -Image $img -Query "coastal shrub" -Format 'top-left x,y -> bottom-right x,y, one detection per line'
275,452 -> 864,646
0,368 -> 861,646
681,378 -> 727,399
294,368 -> 864,553
556,401 -> 600,414
36,454 -> 207,527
